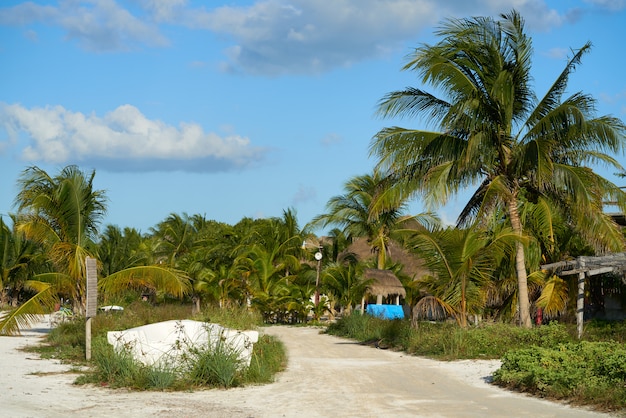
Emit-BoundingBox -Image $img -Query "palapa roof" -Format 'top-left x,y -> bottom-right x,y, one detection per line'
362,268 -> 406,298
342,237 -> 429,280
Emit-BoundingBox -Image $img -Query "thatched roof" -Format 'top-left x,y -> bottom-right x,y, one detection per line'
362,268 -> 406,298
342,237 -> 429,280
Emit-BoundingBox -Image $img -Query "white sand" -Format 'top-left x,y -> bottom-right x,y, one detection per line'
0,316 -> 613,418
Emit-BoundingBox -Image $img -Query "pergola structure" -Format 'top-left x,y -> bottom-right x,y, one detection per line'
541,253 -> 626,338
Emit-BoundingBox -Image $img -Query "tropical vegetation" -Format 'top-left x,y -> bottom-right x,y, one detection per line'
370,10 -> 626,327
1,7 -> 625,410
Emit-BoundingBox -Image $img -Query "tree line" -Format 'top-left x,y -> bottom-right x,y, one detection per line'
2,10 -> 625,334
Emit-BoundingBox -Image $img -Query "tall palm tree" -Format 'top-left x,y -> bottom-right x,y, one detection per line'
370,11 -> 626,327
311,172 -> 435,269
13,165 -> 107,314
97,225 -> 149,277
322,260 -> 370,315
1,166 -> 189,335
150,212 -> 198,267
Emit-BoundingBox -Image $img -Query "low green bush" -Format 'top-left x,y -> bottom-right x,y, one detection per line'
493,342 -> 626,411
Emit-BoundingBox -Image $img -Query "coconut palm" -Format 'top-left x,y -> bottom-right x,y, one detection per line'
311,172 -> 436,270
0,215 -> 47,307
234,239 -> 300,322
322,261 -> 370,315
13,165 -> 107,314
1,166 -> 189,335
409,224 -> 520,328
97,225 -> 149,277
370,11 -> 626,327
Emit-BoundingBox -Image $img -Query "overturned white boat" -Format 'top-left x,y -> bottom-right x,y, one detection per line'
107,320 -> 259,369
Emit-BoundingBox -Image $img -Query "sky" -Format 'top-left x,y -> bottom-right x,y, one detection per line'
1,0 -> 626,234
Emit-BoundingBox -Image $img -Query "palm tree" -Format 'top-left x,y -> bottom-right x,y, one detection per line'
0,215 -> 46,307
409,225 -> 520,328
1,166 -> 189,335
150,213 -> 198,267
13,165 -> 107,314
323,260 -> 370,315
370,11 -> 626,327
97,225 -> 149,277
311,172 -> 435,269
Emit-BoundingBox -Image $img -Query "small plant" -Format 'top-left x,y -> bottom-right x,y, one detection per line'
88,337 -> 140,387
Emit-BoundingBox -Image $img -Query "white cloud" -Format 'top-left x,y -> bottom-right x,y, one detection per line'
544,47 -> 570,60
320,133 -> 342,147
0,103 -> 266,172
0,0 -> 599,71
177,0 -> 572,75
0,0 -> 168,51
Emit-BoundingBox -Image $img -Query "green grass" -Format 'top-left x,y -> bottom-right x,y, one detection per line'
37,302 -> 286,391
326,313 -> 626,413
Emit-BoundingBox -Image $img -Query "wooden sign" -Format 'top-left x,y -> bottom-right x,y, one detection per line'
86,256 -> 98,318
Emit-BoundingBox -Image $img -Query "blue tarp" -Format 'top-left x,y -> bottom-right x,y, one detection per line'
366,304 -> 404,320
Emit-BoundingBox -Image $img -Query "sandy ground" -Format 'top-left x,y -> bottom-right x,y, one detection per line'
0,316 -> 617,418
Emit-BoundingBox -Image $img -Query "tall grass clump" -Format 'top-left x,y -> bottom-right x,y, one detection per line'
328,315 -> 576,360
244,334 -> 287,383
84,337 -> 142,388
186,341 -> 243,388
326,311 -> 385,342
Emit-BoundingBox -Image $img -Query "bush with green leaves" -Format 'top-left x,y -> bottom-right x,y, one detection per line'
493,342 -> 626,411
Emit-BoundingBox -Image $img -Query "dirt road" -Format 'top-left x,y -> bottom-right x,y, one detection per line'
1,323 -> 613,418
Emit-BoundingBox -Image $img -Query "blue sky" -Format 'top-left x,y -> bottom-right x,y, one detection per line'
1,0 -> 625,233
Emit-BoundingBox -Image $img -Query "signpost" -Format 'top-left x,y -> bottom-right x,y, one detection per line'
85,256 -> 98,360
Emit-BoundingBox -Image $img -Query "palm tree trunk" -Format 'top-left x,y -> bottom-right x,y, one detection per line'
508,195 -> 533,328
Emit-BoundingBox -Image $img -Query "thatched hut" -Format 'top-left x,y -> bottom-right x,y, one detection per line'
361,268 -> 406,308
342,237 -> 428,280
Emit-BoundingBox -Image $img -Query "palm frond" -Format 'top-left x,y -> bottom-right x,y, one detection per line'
99,266 -> 191,298
0,283 -> 56,336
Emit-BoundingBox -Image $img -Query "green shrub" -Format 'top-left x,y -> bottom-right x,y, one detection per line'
494,341 -> 626,410
194,305 -> 263,331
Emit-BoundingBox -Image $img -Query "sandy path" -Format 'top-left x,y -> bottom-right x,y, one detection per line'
0,319 -> 614,418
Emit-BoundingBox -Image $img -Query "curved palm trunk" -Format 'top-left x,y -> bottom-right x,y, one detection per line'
508,195 -> 533,328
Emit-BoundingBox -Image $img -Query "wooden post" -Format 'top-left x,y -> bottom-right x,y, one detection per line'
85,317 -> 92,360
577,257 -> 586,340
